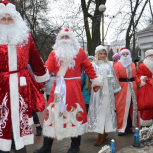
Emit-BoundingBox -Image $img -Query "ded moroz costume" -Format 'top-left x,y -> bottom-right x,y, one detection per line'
0,0 -> 49,152
137,49 -> 153,126
34,29 -> 102,153
114,48 -> 141,136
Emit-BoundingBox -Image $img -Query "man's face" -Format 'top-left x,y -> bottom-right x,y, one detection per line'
0,14 -> 13,25
61,35 -> 69,40
122,52 -> 129,57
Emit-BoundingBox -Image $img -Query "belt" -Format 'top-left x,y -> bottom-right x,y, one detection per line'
0,67 -> 27,75
119,78 -> 135,82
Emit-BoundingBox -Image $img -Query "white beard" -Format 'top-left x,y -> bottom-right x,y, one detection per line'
143,57 -> 153,74
0,18 -> 29,45
120,55 -> 132,68
53,39 -> 79,70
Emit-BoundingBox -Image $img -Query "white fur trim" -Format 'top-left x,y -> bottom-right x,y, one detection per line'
114,86 -> 121,93
0,3 -> 16,14
8,44 -> 24,150
8,45 -> 17,71
139,76 -> 147,87
23,134 -> 34,146
145,49 -> 153,57
43,101 -> 87,140
34,69 -> 50,83
91,76 -> 103,87
28,117 -> 34,126
143,58 -> 153,74
120,49 -> 131,55
140,118 -> 153,127
43,123 -> 88,140
20,77 -> 27,86
95,45 -> 107,55
118,84 -> 131,133
57,30 -> 74,39
0,138 -> 11,151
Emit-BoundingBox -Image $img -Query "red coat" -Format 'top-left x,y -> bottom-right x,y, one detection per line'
43,48 -> 99,140
114,62 -> 140,132
0,33 -> 49,152
137,63 -> 153,126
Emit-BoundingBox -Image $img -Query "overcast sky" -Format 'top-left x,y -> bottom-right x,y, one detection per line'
48,0 -> 152,44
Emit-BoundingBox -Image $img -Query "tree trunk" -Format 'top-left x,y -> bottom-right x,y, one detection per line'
91,16 -> 101,55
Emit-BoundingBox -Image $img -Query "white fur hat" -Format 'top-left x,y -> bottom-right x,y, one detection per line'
145,49 -> 153,57
0,1 -> 16,15
95,45 -> 107,55
120,48 -> 131,55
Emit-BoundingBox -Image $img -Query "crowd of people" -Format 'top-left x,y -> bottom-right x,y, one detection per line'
0,1 -> 153,153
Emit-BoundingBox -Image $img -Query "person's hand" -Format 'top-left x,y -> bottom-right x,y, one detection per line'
41,87 -> 47,91
143,77 -> 148,82
115,92 -> 119,95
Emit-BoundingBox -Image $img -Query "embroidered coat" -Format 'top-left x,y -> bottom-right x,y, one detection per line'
137,62 -> 153,126
43,48 -> 100,140
0,33 -> 49,152
88,61 -> 121,134
114,62 -> 140,133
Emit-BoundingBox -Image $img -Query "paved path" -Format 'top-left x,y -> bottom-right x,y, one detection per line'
26,100 -> 135,153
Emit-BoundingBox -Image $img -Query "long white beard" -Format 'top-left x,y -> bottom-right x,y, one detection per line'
143,57 -> 153,73
0,18 -> 29,45
120,55 -> 132,68
53,39 -> 79,69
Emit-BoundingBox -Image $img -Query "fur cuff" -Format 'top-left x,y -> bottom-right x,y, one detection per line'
114,87 -> 121,93
91,76 -> 103,87
139,76 -> 147,87
35,69 -> 50,83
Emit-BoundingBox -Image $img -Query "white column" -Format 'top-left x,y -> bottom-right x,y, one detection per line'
141,49 -> 145,59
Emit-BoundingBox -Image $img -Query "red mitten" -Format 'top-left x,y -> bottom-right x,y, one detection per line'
93,86 -> 100,92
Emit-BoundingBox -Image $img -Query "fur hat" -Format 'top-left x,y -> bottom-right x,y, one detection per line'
95,45 -> 107,55
0,0 -> 16,14
145,49 -> 153,57
120,48 -> 131,55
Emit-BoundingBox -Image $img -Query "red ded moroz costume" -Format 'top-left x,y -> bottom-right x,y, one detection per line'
42,29 -> 100,140
114,48 -> 140,133
137,49 -> 153,126
0,1 -> 49,152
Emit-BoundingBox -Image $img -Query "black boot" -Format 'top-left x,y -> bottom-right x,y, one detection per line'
36,125 -> 42,136
67,136 -> 81,153
33,137 -> 53,153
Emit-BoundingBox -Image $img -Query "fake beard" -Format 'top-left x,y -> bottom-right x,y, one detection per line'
53,39 -> 79,69
0,20 -> 29,45
120,55 -> 132,68
143,57 -> 153,73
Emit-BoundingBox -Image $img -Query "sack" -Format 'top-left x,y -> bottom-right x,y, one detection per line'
137,84 -> 153,111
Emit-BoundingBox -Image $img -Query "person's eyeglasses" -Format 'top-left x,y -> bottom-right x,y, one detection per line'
1,18 -> 13,22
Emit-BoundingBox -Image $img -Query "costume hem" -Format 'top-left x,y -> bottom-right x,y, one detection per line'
0,139 -> 11,151
43,123 -> 88,140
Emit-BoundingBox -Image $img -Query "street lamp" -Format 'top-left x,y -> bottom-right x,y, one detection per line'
99,4 -> 106,46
